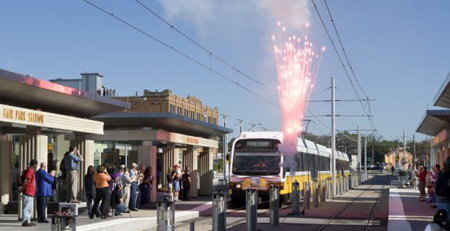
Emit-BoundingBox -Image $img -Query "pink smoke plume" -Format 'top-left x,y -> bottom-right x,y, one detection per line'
272,22 -> 325,174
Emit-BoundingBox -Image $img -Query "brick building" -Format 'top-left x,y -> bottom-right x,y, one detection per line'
385,150 -> 413,169
114,89 -> 218,125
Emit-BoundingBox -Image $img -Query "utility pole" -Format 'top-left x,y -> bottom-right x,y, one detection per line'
371,136 -> 375,165
236,119 -> 244,134
364,135 -> 367,178
357,126 -> 361,175
249,123 -> 261,132
413,134 -> 416,170
403,130 -> 406,170
331,77 -> 336,198
221,114 -> 229,185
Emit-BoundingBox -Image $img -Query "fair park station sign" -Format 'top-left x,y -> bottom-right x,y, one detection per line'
0,103 -> 103,135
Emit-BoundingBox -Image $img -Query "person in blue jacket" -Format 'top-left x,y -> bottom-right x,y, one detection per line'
35,162 -> 56,223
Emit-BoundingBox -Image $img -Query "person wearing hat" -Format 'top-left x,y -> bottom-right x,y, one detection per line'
19,159 -> 38,227
435,157 -> 450,220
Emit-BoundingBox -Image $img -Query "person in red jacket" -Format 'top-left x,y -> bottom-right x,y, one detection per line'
19,159 -> 38,227
417,166 -> 427,201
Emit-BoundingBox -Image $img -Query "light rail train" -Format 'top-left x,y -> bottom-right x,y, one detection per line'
228,131 -> 350,204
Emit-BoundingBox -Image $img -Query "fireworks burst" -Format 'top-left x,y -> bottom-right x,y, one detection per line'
273,22 -> 325,173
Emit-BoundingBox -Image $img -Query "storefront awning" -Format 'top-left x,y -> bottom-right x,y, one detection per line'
93,112 -> 233,138
416,110 -> 450,136
434,72 -> 450,108
0,69 -> 130,118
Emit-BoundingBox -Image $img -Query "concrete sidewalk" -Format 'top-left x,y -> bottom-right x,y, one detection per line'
0,199 -> 213,231
388,188 -> 437,231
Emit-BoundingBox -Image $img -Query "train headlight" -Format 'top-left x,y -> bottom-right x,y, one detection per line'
236,183 -> 241,189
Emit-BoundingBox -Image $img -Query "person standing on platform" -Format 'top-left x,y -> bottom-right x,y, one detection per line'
172,165 -> 181,202
85,165 -> 98,218
391,165 -> 395,175
435,157 -> 450,219
91,165 -> 112,219
129,163 -> 139,211
139,167 -> 154,206
182,166 -> 191,201
19,159 -> 38,227
166,167 -> 173,193
121,167 -> 132,211
36,162 -> 55,223
64,146 -> 84,203
417,166 -> 427,201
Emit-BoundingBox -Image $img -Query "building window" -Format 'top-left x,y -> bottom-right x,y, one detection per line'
197,113 -> 200,120
170,104 -> 175,113
184,109 -> 188,117
177,107 -> 182,115
191,111 -> 194,119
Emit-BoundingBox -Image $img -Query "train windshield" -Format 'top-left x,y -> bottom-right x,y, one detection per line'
232,152 -> 281,176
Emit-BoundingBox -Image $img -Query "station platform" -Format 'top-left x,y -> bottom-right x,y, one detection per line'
0,197 -> 213,231
388,188 -> 437,231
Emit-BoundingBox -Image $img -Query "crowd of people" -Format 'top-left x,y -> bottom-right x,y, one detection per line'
17,145 -> 194,227
414,157 -> 450,222
96,86 -> 116,97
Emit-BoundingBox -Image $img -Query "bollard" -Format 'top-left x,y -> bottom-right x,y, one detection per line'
212,191 -> 226,231
313,181 -> 319,207
305,182 -> 311,210
340,177 -> 344,194
246,189 -> 257,231
157,192 -> 175,231
269,185 -> 279,225
190,222 -> 195,231
327,178 -> 332,200
291,181 -> 300,215
321,180 -> 326,202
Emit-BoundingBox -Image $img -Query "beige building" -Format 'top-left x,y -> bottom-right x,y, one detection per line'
114,89 -> 219,125
385,150 -> 413,169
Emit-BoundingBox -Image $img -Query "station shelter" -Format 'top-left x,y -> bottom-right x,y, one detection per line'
0,69 -> 130,215
417,73 -> 450,167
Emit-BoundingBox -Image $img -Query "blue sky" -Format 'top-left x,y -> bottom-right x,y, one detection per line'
1,1 -> 449,141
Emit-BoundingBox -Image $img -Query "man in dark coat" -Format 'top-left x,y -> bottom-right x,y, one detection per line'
36,162 -> 55,223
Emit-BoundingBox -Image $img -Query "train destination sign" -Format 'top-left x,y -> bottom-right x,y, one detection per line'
245,140 -> 273,148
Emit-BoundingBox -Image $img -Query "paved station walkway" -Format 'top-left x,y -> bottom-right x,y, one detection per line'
388,187 -> 437,231
0,198 -> 213,231
157,174 -> 395,231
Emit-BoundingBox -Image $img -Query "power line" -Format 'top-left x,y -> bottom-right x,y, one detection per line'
323,0 -> 378,133
323,0 -> 369,100
133,0 -> 276,93
81,0 -> 279,108
310,0 -> 375,131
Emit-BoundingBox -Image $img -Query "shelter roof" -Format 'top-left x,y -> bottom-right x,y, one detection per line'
0,69 -> 130,118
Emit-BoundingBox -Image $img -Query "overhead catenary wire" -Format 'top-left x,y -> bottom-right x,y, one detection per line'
133,0 -> 276,93
310,0 -> 375,131
81,0 -> 279,108
323,0 -> 378,133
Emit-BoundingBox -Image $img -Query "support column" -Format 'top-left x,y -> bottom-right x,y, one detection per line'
71,136 -> 95,201
184,146 -> 199,198
161,146 -> 174,189
0,139 -> 12,215
199,148 -> 214,195
138,141 -> 157,202
18,129 -> 48,220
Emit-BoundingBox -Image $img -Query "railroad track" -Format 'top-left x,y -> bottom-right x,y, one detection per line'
314,174 -> 388,231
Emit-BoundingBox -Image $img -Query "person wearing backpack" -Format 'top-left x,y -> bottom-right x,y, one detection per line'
19,159 -> 38,227
435,157 -> 450,220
